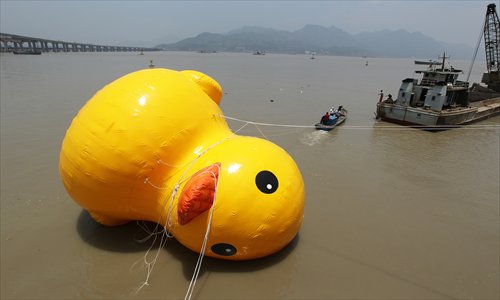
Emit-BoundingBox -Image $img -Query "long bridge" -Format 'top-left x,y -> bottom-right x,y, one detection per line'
0,33 -> 161,53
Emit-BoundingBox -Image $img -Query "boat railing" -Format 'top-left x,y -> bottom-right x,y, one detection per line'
420,78 -> 469,88
454,81 -> 469,88
420,78 -> 437,86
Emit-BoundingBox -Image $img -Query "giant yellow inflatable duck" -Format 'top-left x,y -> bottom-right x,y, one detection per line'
60,68 -> 305,260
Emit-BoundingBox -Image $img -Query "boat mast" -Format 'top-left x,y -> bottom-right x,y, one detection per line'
439,52 -> 448,71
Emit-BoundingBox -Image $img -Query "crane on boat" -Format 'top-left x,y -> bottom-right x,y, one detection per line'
468,3 -> 500,91
475,3 -> 500,92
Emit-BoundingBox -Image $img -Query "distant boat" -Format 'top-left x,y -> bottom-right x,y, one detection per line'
253,51 -> 265,55
13,49 -> 41,55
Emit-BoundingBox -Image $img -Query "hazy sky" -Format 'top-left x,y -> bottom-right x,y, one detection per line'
0,1 -> 495,47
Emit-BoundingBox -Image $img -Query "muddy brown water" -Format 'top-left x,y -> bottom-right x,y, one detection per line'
1,52 -> 498,299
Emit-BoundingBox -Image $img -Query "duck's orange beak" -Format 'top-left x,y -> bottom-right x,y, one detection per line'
177,163 -> 220,225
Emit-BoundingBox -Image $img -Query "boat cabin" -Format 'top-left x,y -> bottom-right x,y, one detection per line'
396,66 -> 469,111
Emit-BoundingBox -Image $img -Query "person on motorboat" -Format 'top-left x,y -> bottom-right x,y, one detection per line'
327,112 -> 338,125
320,112 -> 330,125
336,106 -> 344,116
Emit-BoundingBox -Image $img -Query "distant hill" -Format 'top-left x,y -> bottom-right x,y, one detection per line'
353,29 -> 476,59
157,25 -> 476,59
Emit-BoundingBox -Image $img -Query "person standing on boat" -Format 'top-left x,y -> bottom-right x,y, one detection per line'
378,90 -> 384,103
336,105 -> 343,116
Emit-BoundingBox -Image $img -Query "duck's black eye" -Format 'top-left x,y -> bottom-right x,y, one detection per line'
211,243 -> 237,256
255,170 -> 278,194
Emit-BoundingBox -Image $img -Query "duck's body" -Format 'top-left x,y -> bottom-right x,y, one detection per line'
60,68 -> 305,260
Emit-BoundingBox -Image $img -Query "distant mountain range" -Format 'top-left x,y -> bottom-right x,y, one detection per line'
157,25 -> 477,59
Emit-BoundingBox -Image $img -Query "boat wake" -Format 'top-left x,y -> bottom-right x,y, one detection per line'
300,130 -> 329,146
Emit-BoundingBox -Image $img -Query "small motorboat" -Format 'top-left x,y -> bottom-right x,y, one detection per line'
315,107 -> 347,131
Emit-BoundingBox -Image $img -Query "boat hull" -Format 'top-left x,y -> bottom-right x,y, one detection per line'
376,98 -> 500,129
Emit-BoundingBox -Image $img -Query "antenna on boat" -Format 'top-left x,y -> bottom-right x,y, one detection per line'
438,52 -> 449,71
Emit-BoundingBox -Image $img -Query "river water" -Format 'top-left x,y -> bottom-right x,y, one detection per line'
1,51 -> 499,299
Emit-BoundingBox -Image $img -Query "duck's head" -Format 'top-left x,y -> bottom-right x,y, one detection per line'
170,135 -> 305,260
